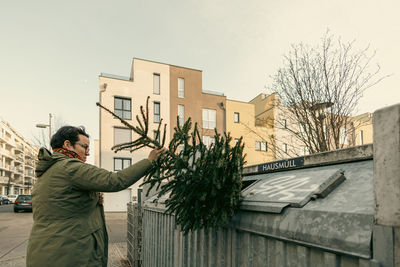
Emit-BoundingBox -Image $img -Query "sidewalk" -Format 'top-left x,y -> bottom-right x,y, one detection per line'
0,212 -> 130,267
0,242 -> 129,267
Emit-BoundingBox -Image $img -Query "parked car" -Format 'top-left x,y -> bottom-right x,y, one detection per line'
0,195 -> 10,205
8,194 -> 18,204
14,195 -> 32,212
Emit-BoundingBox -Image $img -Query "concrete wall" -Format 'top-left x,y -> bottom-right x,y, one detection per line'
373,104 -> 400,267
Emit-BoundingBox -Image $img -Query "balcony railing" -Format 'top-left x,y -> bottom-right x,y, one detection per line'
25,152 -> 34,159
25,170 -> 35,177
25,159 -> 35,167
0,148 -> 15,159
14,144 -> 24,153
15,166 -> 24,174
0,176 -> 9,184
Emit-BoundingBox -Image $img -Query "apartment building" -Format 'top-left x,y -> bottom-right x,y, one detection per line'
351,112 -> 373,146
249,93 -> 373,160
0,120 -> 38,196
225,99 -> 274,166
98,58 -> 225,211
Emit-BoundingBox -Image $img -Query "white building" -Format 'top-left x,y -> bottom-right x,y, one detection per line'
0,120 -> 38,196
98,59 -> 171,211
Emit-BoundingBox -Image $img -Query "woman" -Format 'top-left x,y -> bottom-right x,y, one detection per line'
27,126 -> 164,266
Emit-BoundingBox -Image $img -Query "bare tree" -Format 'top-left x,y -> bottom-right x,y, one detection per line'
268,32 -> 387,154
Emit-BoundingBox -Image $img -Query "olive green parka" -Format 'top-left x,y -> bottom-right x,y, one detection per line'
26,148 -> 151,267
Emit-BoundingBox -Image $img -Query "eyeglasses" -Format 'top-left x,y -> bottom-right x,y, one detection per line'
76,143 -> 90,153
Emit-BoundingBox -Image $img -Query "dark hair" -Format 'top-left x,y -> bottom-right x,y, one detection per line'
50,126 -> 89,149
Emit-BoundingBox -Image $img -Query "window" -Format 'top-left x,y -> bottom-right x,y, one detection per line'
153,73 -> 160,94
114,158 -> 131,171
114,127 -> 132,147
282,143 -> 288,153
340,128 -> 348,145
178,105 -> 185,126
154,102 -> 160,123
359,130 -> 364,145
153,130 -> 160,144
282,119 -> 287,129
177,144 -> 185,154
300,146 -> 309,155
114,97 -> 131,120
178,78 -> 184,98
202,109 -> 216,129
255,141 -> 267,151
203,136 -> 215,148
234,112 -> 240,123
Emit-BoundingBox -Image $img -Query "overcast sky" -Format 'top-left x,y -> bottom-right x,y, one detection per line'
1,0 -> 399,163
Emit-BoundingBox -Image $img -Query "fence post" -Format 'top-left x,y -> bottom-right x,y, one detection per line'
373,103 -> 400,267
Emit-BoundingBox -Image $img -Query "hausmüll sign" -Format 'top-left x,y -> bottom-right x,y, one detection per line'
257,157 -> 305,173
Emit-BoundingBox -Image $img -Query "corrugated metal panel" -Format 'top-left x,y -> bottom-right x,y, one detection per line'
141,208 -> 374,267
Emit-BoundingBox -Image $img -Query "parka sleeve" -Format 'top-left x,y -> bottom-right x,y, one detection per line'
68,159 -> 152,192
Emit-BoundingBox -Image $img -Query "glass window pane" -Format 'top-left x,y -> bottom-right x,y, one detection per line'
255,141 -> 261,150
115,110 -> 123,118
178,78 -> 184,98
261,142 -> 266,151
114,159 -> 122,171
234,113 -> 239,123
123,159 -> 131,168
154,102 -> 160,114
123,99 -> 131,111
153,74 -> 160,94
114,128 -> 132,145
123,111 -> 131,120
115,98 -> 122,110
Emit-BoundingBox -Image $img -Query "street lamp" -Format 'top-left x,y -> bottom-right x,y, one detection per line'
36,113 -> 52,145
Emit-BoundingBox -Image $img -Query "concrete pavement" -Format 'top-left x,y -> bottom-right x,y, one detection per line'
0,204 -> 131,266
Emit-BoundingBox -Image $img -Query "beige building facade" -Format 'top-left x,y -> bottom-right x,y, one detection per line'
169,65 -> 226,144
98,58 -> 226,210
0,120 -> 37,196
98,59 -> 171,211
225,99 -> 274,166
249,93 -> 374,160
351,112 -> 373,146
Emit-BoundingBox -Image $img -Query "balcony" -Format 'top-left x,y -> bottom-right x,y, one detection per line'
25,170 -> 35,177
14,144 -> 24,153
0,176 -> 10,184
0,148 -> 15,160
25,159 -> 35,167
24,182 -> 33,186
25,152 -> 34,159
4,136 -> 16,148
15,155 -> 24,163
0,163 -> 12,172
15,166 -> 24,174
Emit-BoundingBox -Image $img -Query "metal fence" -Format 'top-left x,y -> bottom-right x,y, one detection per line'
139,206 -> 374,267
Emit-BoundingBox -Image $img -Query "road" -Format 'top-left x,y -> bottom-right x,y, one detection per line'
0,204 -> 130,266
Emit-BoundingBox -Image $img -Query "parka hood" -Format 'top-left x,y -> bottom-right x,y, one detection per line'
35,147 -> 68,177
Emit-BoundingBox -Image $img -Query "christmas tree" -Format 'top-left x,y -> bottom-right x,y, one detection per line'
97,97 -> 245,233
